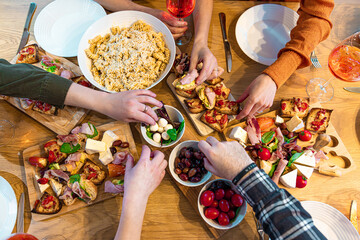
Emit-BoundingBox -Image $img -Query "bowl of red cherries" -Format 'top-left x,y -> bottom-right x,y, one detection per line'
198,179 -> 247,229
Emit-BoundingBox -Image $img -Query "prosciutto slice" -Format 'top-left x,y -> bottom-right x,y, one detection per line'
41,55 -> 61,68
315,150 -> 329,165
60,70 -> 75,80
57,134 -> 78,145
112,151 -> 133,165
104,181 -> 124,194
71,181 -> 90,201
43,169 -> 69,182
180,69 -> 198,85
59,186 -> 74,201
65,152 -> 82,168
272,159 -> 288,184
71,123 -> 94,136
245,116 -> 261,145
205,87 -> 216,107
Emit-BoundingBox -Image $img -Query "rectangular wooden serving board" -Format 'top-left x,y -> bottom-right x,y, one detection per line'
166,73 -> 238,136
23,121 -> 139,221
7,41 -> 89,135
223,108 -> 355,176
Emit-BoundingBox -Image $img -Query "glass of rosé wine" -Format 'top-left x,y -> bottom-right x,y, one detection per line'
306,31 -> 360,102
166,0 -> 196,45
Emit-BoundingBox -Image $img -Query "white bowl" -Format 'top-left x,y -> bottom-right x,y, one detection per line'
198,179 -> 247,230
141,105 -> 185,148
77,10 -> 176,93
168,140 -> 212,187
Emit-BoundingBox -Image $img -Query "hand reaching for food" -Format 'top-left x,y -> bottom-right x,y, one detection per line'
236,74 -> 277,120
198,137 -> 253,180
189,43 -> 218,84
124,145 -> 167,199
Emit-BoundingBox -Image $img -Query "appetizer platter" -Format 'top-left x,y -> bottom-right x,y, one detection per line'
224,98 -> 355,189
167,53 -> 240,136
22,121 -> 138,221
8,41 -> 93,135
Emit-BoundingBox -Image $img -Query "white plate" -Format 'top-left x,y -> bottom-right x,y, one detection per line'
0,176 -> 17,239
34,0 -> 106,57
235,4 -> 299,66
77,10 -> 176,93
302,201 -> 360,240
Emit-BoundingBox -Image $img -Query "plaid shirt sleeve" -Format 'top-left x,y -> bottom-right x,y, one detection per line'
236,169 -> 326,240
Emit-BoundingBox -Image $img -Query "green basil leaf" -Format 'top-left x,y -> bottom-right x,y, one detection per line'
167,128 -> 177,141
69,174 -> 81,184
86,123 -> 98,138
287,151 -> 304,167
146,129 -> 153,139
268,161 -> 279,178
270,137 -> 279,151
60,143 -> 81,154
112,179 -> 124,185
176,121 -> 185,135
261,131 -> 275,144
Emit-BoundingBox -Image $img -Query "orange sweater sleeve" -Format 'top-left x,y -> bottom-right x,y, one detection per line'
263,0 -> 334,88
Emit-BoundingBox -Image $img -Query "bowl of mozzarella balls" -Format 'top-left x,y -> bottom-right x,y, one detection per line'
141,105 -> 185,148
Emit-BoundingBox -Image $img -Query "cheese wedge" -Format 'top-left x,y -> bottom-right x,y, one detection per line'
49,179 -> 63,197
286,116 -> 304,132
275,115 -> 284,124
293,150 -> 316,167
229,126 -> 248,143
260,160 -> 272,175
102,130 -> 119,148
294,164 -> 314,179
280,169 -> 297,188
99,148 -> 113,165
85,139 -> 106,153
35,175 -> 50,193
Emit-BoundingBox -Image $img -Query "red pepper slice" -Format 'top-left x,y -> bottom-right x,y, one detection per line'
219,114 -> 228,126
87,172 -> 97,180
37,178 -> 49,184
27,47 -> 34,54
281,103 -> 286,110
44,141 -> 57,149
48,150 -> 57,163
205,115 -> 216,124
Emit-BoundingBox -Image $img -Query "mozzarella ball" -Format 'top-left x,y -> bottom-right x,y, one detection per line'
153,133 -> 161,143
157,126 -> 164,133
164,124 -> 173,132
158,118 -> 168,128
149,123 -> 159,132
162,132 -> 170,140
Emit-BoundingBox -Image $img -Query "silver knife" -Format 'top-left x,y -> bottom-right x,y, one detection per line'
219,12 -> 232,73
17,2 -> 37,53
17,193 -> 25,233
344,87 -> 360,93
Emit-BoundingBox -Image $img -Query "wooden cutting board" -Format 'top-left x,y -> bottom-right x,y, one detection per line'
166,73 -> 238,136
7,41 -> 89,135
23,121 -> 138,221
223,109 -> 356,176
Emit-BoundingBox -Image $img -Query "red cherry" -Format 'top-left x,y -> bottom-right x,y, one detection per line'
204,207 -> 220,220
215,188 -> 225,200
200,190 -> 215,207
231,194 -> 244,207
218,212 -> 230,226
219,199 -> 230,212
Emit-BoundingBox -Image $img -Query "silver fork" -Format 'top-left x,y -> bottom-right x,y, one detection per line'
252,211 -> 265,240
310,50 -> 322,68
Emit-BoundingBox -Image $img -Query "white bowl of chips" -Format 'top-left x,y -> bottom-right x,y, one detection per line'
78,10 -> 176,93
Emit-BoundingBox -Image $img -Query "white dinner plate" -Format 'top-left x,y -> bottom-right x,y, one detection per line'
302,201 -> 360,240
235,4 -> 299,66
34,0 -> 106,57
77,10 -> 176,93
0,176 -> 17,240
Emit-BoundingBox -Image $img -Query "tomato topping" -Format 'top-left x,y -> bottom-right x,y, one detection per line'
219,114 -> 228,126
214,87 -> 222,95
37,178 -> 49,184
48,150 -> 57,163
87,172 -> 97,180
18,54 -> 24,61
27,47 -> 34,54
281,102 -> 286,110
185,90 -> 193,94
42,195 -> 55,209
43,103 -> 52,111
44,141 -> 57,149
33,200 -> 40,209
205,115 -> 216,124
217,100 -> 225,107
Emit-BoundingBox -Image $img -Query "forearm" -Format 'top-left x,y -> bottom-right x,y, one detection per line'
115,195 -> 148,240
236,169 -> 326,240
94,0 -> 158,16
192,0 -> 213,44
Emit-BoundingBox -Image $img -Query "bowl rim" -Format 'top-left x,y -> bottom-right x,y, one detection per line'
140,105 -> 185,148
77,10 -> 176,93
197,179 -> 247,229
168,140 -> 212,187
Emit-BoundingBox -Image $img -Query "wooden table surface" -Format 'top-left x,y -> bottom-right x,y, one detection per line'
1,0 -> 359,239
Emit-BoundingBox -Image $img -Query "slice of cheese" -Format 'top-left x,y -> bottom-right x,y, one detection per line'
99,148 -> 113,165
35,175 -> 50,193
85,139 -> 106,153
49,179 -> 63,197
260,160 -> 272,175
229,126 -> 248,143
293,150 -> 315,167
286,116 -> 304,132
280,169 -> 297,188
275,115 -> 284,124
102,130 -> 119,148
294,164 -> 314,179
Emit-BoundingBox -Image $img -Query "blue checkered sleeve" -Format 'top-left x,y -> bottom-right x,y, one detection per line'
236,169 -> 327,240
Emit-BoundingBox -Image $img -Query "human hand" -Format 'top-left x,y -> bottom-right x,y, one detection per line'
124,145 -> 167,199
154,10 -> 188,39
198,137 -> 253,180
189,41 -> 217,84
236,74 -> 277,120
101,90 -> 162,125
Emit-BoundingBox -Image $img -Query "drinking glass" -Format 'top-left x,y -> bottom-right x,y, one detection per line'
166,0 -> 196,45
306,31 -> 360,102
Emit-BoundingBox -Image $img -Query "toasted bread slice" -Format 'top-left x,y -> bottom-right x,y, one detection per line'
206,77 -> 224,85
19,98 -> 35,110
33,101 -> 57,115
79,174 -> 98,200
184,98 -> 206,113
32,191 -> 62,215
172,77 -> 197,92
305,108 -> 332,132
200,109 -> 228,132
280,97 -> 310,118
175,88 -> 197,98
16,44 -> 40,64
215,99 -> 240,115
82,161 -> 106,185
60,186 -> 77,206
211,83 -> 230,99
196,85 -> 216,110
